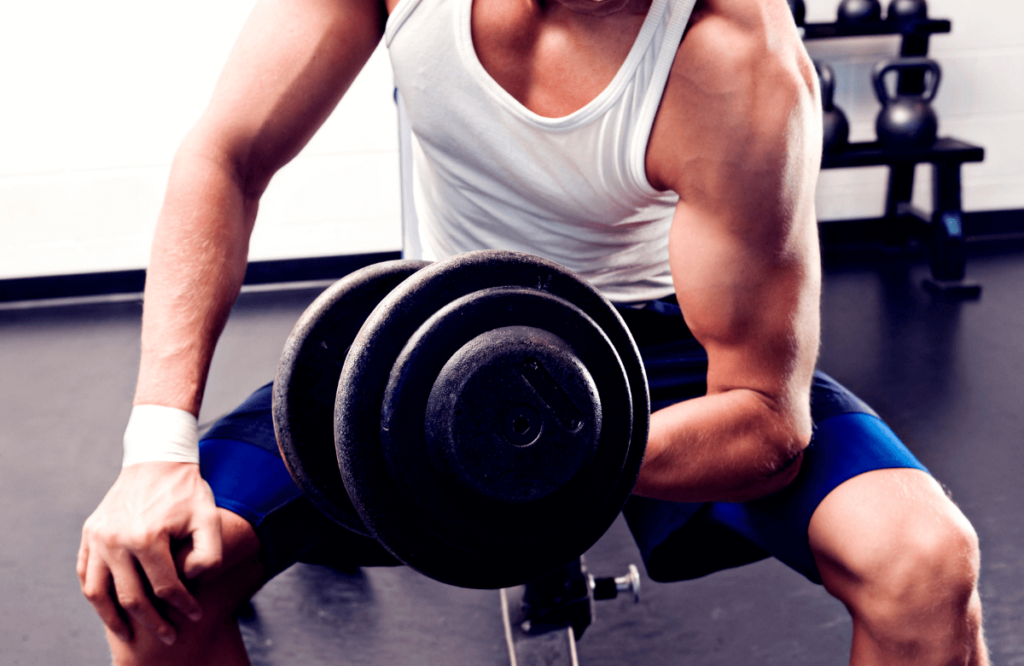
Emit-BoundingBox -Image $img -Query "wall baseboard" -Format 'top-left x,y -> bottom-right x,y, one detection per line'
818,208 -> 1024,248
2,208 -> 1022,305
0,251 -> 402,305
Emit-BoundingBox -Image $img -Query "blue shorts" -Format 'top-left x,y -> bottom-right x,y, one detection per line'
199,298 -> 927,584
199,385 -> 400,578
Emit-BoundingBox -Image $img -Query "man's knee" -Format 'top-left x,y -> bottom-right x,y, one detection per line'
851,504 -> 979,625
809,469 -> 982,642
110,509 -> 264,666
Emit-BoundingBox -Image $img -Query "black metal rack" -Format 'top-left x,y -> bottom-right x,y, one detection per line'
808,18 -> 985,294
804,18 -> 949,42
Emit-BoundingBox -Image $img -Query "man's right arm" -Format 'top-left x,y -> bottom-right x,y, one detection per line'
78,0 -> 387,646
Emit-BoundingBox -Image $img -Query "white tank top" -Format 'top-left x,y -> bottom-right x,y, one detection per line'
386,0 -> 696,302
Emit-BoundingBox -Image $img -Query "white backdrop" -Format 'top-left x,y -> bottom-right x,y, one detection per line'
1,0 -> 1021,280
0,0 -> 401,280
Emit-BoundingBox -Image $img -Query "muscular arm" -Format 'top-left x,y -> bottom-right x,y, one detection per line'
139,0 -> 387,412
634,0 -> 822,503
79,0 -> 386,644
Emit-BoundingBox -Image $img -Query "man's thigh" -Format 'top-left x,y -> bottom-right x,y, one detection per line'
199,383 -> 399,581
707,401 -> 930,583
617,299 -> 931,585
807,466 -> 976,592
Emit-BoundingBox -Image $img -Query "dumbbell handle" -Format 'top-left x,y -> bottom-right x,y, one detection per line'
588,564 -> 640,603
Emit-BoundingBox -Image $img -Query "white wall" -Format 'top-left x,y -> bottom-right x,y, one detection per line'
2,1 -> 1022,280
804,0 -> 1024,220
0,1 -> 401,280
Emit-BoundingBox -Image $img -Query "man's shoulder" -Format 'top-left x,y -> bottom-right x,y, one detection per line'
673,0 -> 805,87
646,0 -> 815,192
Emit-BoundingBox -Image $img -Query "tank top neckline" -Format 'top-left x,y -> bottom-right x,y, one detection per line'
453,0 -> 670,131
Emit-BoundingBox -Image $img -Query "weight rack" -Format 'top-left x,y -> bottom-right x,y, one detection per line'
805,17 -> 985,295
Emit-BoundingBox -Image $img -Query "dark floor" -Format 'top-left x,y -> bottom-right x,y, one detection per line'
1,247 -> 1022,665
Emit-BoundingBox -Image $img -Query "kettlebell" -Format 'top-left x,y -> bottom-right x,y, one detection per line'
887,0 -> 927,26
837,0 -> 882,23
787,0 -> 806,26
815,61 -> 849,153
873,57 -> 941,150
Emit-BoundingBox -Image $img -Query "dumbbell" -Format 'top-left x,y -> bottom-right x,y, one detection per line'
873,57 -> 941,150
887,0 -> 927,26
786,0 -> 805,27
837,0 -> 882,24
272,250 -> 650,589
815,60 -> 849,154
516,557 -> 642,640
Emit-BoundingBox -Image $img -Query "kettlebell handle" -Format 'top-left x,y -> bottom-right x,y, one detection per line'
873,57 -> 941,103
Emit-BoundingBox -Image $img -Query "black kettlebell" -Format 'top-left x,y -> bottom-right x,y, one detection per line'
837,0 -> 882,23
873,57 -> 941,150
815,61 -> 849,153
787,0 -> 806,26
887,0 -> 927,26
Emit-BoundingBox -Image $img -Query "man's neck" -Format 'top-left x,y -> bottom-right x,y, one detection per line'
541,0 -> 653,19
472,0 -> 651,117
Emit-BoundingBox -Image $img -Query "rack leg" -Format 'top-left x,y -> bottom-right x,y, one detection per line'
925,162 -> 981,298
884,164 -> 916,246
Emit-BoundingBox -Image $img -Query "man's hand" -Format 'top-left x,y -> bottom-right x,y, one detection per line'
77,462 -> 223,645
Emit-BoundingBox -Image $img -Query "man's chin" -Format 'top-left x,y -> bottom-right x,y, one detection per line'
549,0 -> 651,18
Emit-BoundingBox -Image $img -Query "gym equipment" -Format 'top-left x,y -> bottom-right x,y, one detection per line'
815,61 -> 849,154
873,57 -> 941,150
806,10 -> 984,294
837,0 -> 882,24
787,0 -> 806,26
273,250 -> 650,589
590,563 -> 641,603
274,259 -> 429,534
886,0 -> 927,26
501,557 -> 642,664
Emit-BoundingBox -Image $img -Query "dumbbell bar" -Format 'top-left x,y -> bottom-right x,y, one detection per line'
272,250 -> 650,589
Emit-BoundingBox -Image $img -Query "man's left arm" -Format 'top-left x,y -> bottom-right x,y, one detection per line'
635,0 -> 822,504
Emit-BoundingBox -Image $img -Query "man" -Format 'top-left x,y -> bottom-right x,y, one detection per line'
78,0 -> 988,663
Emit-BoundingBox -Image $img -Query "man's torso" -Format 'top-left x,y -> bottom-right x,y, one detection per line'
384,0 -> 697,300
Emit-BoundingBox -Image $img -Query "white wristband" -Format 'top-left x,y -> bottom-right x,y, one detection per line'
122,405 -> 200,467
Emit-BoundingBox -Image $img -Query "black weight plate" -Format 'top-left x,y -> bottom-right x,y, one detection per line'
272,259 -> 429,534
380,287 -> 632,558
336,250 -> 649,588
